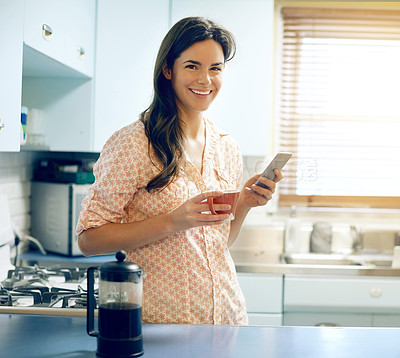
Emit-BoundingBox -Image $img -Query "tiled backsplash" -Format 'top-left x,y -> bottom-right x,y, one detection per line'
0,151 -> 38,236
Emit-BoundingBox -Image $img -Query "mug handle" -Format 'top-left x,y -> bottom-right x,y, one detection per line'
207,197 -> 217,215
87,266 -> 99,337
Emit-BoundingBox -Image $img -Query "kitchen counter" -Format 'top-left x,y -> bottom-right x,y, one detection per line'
235,262 -> 400,277
2,313 -> 400,357
19,250 -> 400,277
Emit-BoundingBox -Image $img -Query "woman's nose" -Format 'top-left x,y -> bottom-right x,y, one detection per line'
197,70 -> 211,85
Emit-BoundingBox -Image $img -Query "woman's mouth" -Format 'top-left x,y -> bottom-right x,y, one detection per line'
190,89 -> 212,95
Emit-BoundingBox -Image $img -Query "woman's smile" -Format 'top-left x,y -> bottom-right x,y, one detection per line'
190,89 -> 212,95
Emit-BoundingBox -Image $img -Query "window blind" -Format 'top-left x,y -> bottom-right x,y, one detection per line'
278,7 -> 400,208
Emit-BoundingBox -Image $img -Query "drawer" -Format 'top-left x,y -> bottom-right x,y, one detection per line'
237,273 -> 283,313
284,275 -> 400,313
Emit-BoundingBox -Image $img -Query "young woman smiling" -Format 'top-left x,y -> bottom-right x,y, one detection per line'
77,17 -> 283,325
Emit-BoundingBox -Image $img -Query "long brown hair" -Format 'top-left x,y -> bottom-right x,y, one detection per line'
140,17 -> 236,192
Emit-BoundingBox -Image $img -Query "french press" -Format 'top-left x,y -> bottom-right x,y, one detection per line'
87,250 -> 144,357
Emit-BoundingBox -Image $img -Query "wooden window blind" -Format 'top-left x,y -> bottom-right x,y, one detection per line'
278,7 -> 400,208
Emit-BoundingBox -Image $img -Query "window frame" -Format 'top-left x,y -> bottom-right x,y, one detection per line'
274,3 -> 400,210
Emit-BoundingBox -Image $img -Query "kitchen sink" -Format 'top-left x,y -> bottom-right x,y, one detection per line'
282,252 -> 393,267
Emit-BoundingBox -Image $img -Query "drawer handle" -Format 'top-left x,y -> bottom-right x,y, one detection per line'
370,288 -> 382,299
315,322 -> 340,327
42,24 -> 53,41
77,46 -> 85,59
0,118 -> 4,131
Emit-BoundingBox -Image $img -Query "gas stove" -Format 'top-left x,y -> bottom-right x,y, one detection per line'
0,265 -> 98,316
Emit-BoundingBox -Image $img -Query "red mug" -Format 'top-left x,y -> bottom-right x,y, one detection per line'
207,190 -> 240,220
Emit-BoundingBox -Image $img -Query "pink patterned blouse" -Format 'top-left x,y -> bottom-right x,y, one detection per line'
76,118 -> 248,325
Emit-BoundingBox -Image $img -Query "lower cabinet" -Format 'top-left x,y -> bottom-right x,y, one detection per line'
237,273 -> 283,326
236,273 -> 400,327
283,275 -> 400,327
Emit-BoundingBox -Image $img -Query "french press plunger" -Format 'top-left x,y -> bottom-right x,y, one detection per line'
87,250 -> 143,357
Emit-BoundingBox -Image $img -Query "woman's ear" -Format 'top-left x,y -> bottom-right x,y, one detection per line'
162,64 -> 172,80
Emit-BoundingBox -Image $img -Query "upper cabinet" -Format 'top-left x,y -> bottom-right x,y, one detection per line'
93,0 -> 170,152
1,0 -> 96,152
171,0 -> 275,156
0,0 -> 24,151
21,0 -> 96,152
23,0 -> 95,78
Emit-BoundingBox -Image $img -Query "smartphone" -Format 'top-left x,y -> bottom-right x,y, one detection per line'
252,152 -> 292,191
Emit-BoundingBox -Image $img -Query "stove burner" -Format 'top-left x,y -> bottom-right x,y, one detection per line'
0,265 -> 98,309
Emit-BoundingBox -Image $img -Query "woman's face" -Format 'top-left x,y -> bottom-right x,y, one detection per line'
163,39 -> 225,117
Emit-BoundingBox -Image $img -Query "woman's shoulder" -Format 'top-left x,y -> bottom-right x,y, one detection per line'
104,120 -> 148,151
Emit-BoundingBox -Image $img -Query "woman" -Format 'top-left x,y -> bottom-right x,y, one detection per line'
77,17 -> 283,325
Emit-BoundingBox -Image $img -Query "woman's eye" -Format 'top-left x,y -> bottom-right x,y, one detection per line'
211,67 -> 222,72
186,64 -> 197,69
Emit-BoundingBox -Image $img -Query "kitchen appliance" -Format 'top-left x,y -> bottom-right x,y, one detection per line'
31,182 -> 91,256
87,250 -> 143,358
0,264 -> 97,315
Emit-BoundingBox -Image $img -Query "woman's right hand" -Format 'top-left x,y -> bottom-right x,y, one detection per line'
79,191 -> 232,256
166,191 -> 231,232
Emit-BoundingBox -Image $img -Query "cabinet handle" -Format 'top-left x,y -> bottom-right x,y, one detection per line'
370,287 -> 382,299
77,46 -> 85,59
42,24 -> 53,41
0,119 -> 4,131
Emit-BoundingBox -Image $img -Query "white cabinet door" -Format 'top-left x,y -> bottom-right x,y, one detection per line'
23,0 -> 67,64
237,273 -> 283,326
0,0 -> 24,152
237,273 -> 283,313
93,0 -> 170,151
284,275 -> 400,314
63,0 -> 96,77
23,0 -> 95,77
171,0 -> 275,156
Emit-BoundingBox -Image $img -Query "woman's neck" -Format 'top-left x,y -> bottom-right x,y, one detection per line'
179,112 -> 206,173
179,111 -> 204,140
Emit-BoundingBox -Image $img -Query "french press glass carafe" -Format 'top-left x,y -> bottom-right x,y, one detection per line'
87,250 -> 143,357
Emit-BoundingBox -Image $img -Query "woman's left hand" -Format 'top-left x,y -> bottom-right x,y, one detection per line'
239,169 -> 284,209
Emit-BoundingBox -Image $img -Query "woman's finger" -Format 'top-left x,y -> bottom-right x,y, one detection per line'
273,169 -> 284,183
191,190 -> 224,204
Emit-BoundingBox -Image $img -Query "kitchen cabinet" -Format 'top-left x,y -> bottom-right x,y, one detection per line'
93,0 -> 170,152
283,275 -> 400,327
21,0 -> 96,152
171,0 -> 275,156
23,0 -> 95,77
1,0 -> 96,152
0,0 -> 24,151
237,273 -> 283,326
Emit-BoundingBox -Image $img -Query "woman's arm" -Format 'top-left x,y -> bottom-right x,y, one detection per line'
78,190 -> 231,256
228,170 -> 283,247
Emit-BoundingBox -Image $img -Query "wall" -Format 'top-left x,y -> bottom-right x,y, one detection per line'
0,151 -> 38,237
